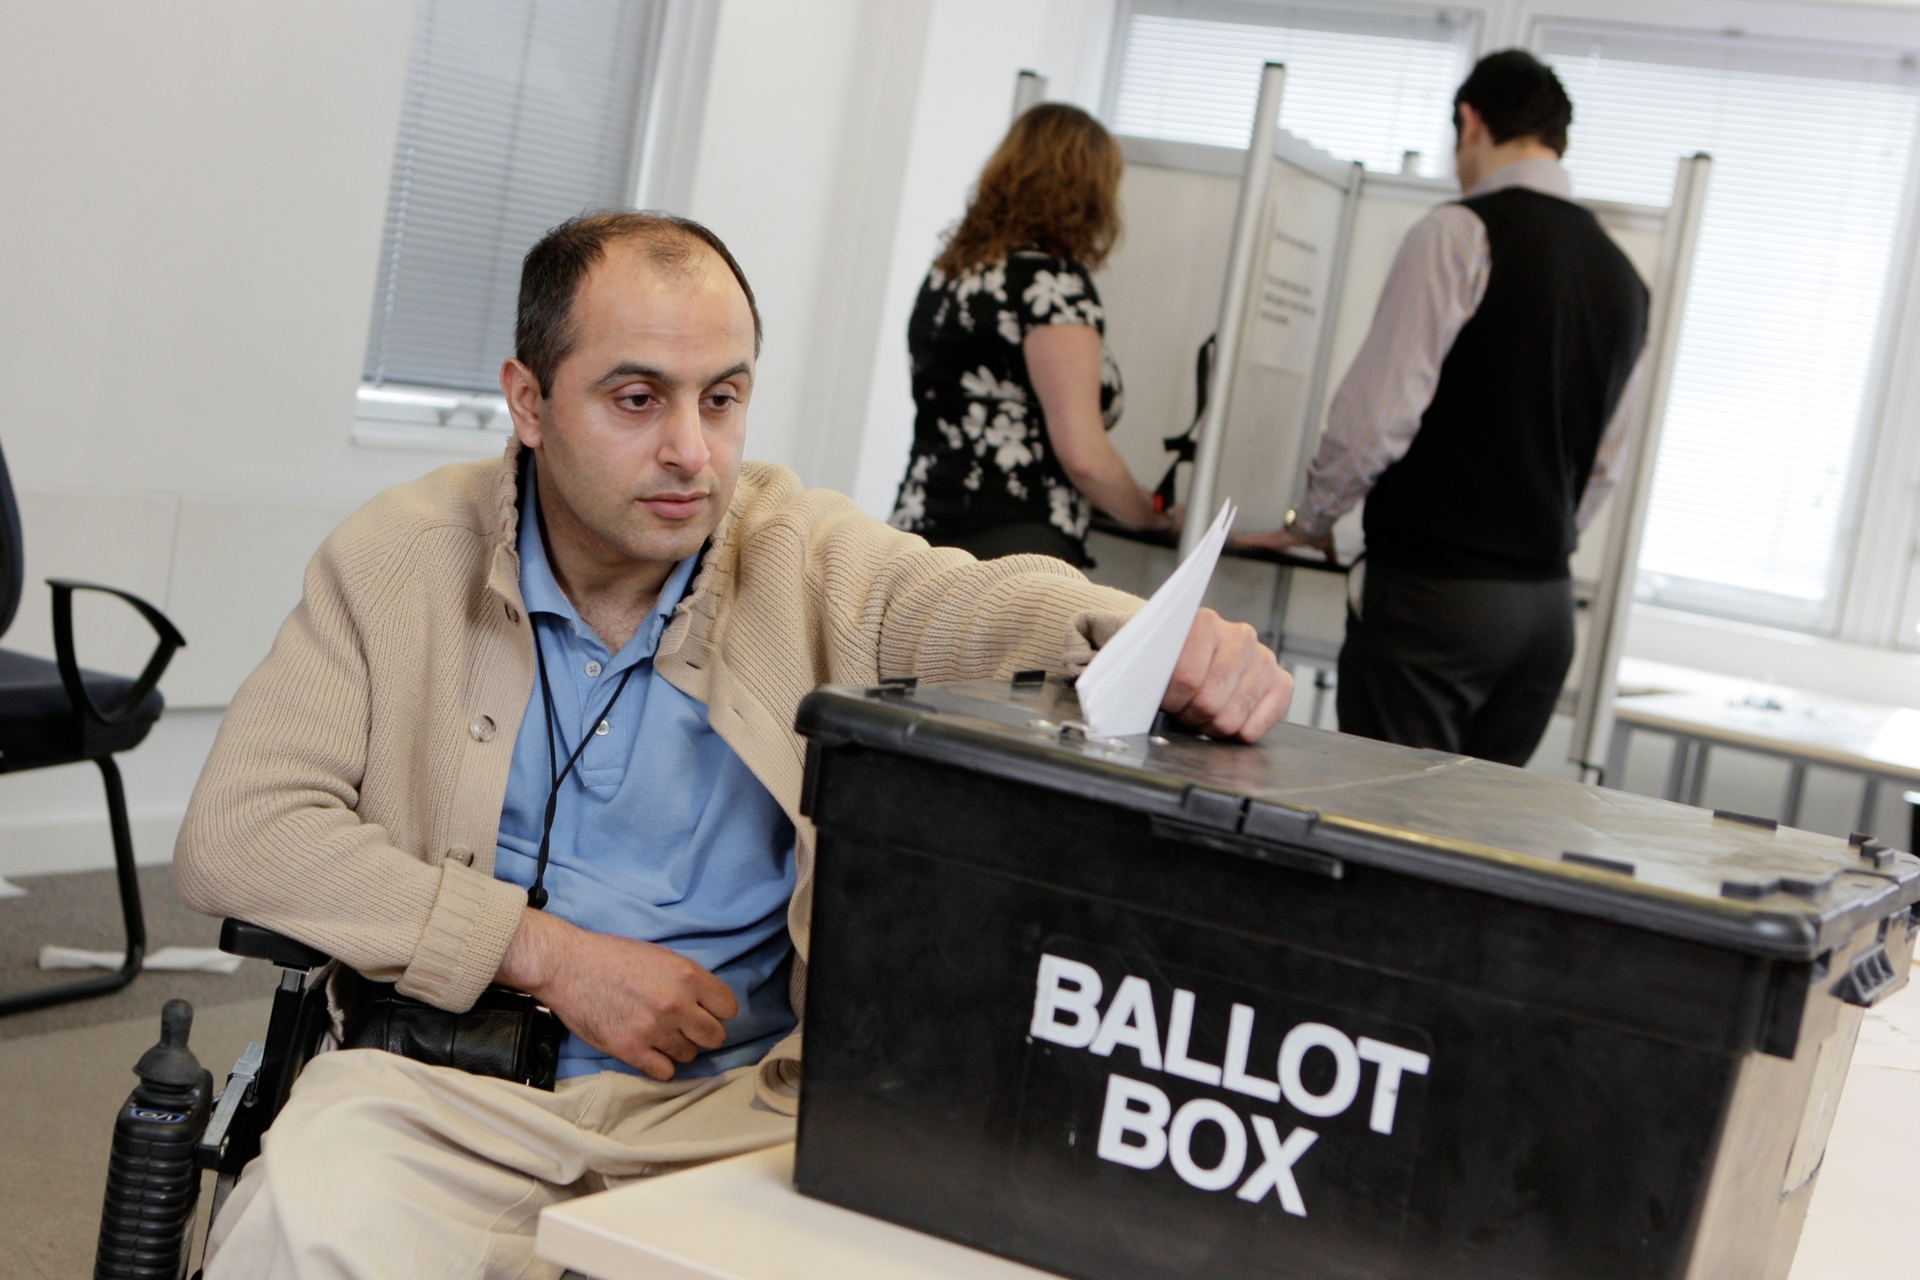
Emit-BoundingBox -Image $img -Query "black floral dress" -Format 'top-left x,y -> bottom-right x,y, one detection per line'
889,249 -> 1123,555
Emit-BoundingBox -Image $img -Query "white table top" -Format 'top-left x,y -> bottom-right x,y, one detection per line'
538,979 -> 1920,1280
537,1142 -> 1057,1280
1614,658 -> 1920,781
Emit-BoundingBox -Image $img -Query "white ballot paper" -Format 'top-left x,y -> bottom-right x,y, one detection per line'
1076,501 -> 1237,737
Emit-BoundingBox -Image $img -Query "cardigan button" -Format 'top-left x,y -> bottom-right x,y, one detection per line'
446,844 -> 475,866
504,603 -> 520,623
469,715 -> 497,743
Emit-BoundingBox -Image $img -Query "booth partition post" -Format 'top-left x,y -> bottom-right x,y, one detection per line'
1011,70 -> 1047,120
1264,157 -> 1362,658
1180,61 -> 1285,560
1291,158 -> 1366,510
1569,154 -> 1712,783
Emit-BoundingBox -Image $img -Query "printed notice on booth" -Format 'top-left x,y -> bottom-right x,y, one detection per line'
1245,221 -> 1331,376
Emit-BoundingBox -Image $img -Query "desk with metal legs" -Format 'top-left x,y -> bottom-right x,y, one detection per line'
1608,658 -> 1920,846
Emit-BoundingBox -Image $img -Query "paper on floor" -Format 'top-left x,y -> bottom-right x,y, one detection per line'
1077,501 -> 1237,738
38,945 -> 245,974
0,875 -> 25,899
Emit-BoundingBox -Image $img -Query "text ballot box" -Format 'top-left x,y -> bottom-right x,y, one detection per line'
792,677 -> 1918,1280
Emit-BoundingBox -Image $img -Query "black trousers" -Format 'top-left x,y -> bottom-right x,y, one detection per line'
1336,563 -> 1575,767
925,521 -> 1090,567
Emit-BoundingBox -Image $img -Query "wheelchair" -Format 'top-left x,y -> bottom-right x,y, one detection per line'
95,918 -> 332,1280
95,917 -> 601,1280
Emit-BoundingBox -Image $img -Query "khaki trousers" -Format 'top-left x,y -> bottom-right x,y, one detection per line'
204,1048 -> 797,1280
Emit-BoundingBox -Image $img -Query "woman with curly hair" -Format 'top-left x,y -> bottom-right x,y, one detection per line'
889,103 -> 1172,566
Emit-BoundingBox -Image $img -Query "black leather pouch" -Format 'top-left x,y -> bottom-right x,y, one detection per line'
335,968 -> 563,1091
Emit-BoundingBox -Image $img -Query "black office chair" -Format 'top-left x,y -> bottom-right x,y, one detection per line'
0,440 -> 185,1015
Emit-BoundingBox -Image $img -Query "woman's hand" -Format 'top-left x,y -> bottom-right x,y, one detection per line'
1024,324 -> 1161,529
1128,503 -> 1175,535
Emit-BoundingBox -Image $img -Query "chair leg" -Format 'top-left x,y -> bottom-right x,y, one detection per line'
0,755 -> 148,1015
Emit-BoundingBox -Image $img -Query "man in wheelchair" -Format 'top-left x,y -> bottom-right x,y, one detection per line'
173,211 -> 1292,1278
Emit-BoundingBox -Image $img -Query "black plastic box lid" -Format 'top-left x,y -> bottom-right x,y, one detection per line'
797,679 -> 1920,961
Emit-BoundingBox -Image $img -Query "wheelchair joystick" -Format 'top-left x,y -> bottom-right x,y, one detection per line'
96,998 -> 214,1280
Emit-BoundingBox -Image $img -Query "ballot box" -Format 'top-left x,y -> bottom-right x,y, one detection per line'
790,677 -> 1920,1280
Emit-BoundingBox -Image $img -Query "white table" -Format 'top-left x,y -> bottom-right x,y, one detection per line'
536,1143 -> 1055,1280
539,979 -> 1920,1279
1610,658 -> 1920,840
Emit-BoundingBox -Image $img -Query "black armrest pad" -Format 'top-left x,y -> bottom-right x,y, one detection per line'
219,919 -> 331,970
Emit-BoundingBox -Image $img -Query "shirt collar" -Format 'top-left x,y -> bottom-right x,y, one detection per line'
1466,157 -> 1573,201
518,457 -> 700,666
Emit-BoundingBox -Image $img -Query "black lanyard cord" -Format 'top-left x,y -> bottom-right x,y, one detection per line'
527,634 -> 638,909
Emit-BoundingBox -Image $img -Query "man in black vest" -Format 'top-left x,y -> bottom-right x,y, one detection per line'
1240,49 -> 1647,766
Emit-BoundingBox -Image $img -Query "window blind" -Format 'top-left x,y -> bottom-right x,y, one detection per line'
1109,2 -> 1478,178
364,0 -> 662,394
1539,23 -> 1920,627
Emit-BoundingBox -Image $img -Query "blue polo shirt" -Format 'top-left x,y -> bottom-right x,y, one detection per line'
494,466 -> 797,1080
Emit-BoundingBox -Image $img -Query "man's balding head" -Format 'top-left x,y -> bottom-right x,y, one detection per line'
516,212 -> 761,398
499,211 -> 760,581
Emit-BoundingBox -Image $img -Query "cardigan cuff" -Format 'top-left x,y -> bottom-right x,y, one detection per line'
754,1031 -> 804,1117
1064,608 -> 1136,673
395,860 -> 528,1012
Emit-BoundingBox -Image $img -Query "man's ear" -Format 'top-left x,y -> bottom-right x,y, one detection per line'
500,358 -> 545,449
1456,102 -> 1487,149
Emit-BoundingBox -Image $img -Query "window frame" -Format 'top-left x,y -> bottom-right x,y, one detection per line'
1510,0 -> 1920,649
351,0 -> 720,450
1099,0 -> 1487,172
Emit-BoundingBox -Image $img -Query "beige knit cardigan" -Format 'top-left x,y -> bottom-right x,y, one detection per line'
175,442 -> 1140,1023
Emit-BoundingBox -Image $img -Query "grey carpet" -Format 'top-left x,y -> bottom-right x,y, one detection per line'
0,865 -> 281,1040
2,996 -> 273,1279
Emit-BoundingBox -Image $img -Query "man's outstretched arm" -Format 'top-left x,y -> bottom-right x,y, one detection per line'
801,493 -> 1293,742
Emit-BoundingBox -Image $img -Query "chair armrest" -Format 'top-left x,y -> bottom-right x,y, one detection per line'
219,919 -> 332,970
47,578 -> 186,727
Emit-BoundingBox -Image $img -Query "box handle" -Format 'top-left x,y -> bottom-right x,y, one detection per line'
1148,814 -> 1343,880
1832,942 -> 1900,1008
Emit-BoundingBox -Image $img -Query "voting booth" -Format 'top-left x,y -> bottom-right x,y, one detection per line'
1079,62 -> 1709,780
792,677 -> 1918,1280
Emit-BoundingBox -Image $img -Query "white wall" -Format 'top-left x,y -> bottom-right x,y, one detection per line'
676,0 -> 1119,515
0,1 -> 454,878
0,1 -> 465,715
683,0 -> 902,484
846,0 -> 1119,516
